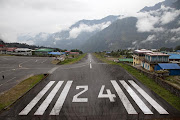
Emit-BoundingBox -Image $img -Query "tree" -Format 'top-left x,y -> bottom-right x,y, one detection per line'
160,47 -> 173,52
175,45 -> 180,51
70,49 -> 83,54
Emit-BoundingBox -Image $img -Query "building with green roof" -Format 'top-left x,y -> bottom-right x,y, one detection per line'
119,58 -> 133,63
33,48 -> 54,56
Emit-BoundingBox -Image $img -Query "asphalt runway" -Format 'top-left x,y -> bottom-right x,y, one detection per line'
0,54 -> 180,120
0,56 -> 56,94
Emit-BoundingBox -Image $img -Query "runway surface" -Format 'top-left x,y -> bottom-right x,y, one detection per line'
0,54 -> 179,120
0,56 -> 56,94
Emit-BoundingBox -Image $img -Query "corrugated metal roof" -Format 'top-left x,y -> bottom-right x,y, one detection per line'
145,52 -> 169,56
134,49 -> 152,53
168,54 -> 180,59
48,52 -> 65,55
15,48 -> 31,51
158,63 -> 180,70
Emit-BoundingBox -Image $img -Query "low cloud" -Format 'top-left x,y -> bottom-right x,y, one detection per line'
141,35 -> 156,43
136,12 -> 159,32
132,41 -> 137,45
68,22 -> 111,39
135,5 -> 180,32
171,27 -> 180,34
0,33 -> 17,43
170,36 -> 180,42
54,37 -> 62,41
160,6 -> 180,25
18,39 -> 35,45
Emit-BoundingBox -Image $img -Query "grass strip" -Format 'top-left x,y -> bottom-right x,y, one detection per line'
93,53 -> 180,111
51,60 -> 60,64
0,54 -> 13,56
58,53 -> 87,65
0,74 -> 45,111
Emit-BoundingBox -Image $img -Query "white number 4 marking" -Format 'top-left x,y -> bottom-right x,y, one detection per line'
72,86 -> 88,102
98,85 -> 116,102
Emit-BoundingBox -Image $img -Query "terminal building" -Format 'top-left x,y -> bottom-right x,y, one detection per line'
14,48 -> 32,55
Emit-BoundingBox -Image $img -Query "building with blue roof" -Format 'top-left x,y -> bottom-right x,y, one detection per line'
48,52 -> 65,55
155,63 -> 180,75
169,54 -> 180,60
168,53 -> 180,65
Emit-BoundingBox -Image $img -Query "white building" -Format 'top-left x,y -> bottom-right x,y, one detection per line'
14,48 -> 32,55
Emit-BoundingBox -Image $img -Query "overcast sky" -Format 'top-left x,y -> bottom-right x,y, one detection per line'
0,0 -> 164,42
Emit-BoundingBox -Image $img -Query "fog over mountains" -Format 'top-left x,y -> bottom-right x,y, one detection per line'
17,15 -> 120,50
17,0 -> 180,52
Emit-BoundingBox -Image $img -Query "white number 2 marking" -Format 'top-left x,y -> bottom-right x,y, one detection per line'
98,85 -> 116,102
72,86 -> 88,102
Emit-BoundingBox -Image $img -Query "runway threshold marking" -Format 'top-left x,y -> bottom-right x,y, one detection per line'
50,81 -> 73,115
19,80 -> 169,116
128,80 -> 169,114
120,80 -> 153,114
34,81 -> 64,115
111,80 -> 137,114
19,81 -> 55,115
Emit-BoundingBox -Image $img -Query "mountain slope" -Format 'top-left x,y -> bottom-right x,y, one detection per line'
81,0 -> 180,52
70,15 -> 120,28
140,0 -> 177,12
82,17 -> 150,52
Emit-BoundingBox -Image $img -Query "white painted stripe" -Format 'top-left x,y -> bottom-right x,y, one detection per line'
48,66 -> 59,74
111,80 -> 137,114
19,59 -> 32,68
90,63 -> 92,69
19,81 -> 55,115
120,80 -> 153,114
41,59 -> 47,63
129,80 -> 169,114
0,77 -> 16,86
0,69 -> 12,73
34,81 -> 64,115
3,57 -> 9,60
50,81 -> 73,115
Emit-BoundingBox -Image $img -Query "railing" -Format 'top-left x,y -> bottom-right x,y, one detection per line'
143,59 -> 169,64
